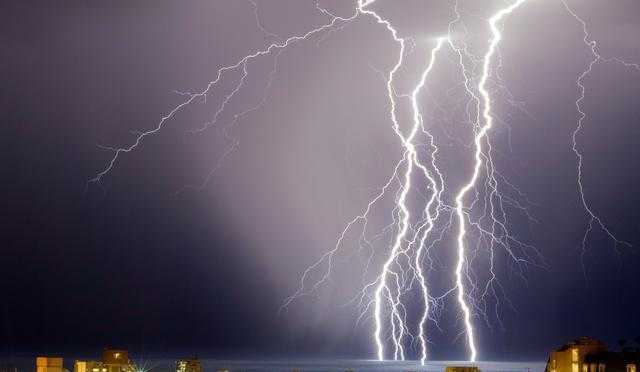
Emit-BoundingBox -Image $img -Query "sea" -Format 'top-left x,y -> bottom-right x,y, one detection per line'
0,359 -> 546,372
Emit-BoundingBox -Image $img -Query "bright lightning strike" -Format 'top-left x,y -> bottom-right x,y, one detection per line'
371,36 -> 447,363
285,0 -> 535,362
88,0 -> 637,365
453,0 -> 529,362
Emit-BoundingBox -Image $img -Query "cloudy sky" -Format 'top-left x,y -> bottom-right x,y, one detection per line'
2,0 -> 640,361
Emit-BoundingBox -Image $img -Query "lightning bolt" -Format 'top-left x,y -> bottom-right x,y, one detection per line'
87,0 -> 636,365
356,1 -> 444,363
87,2 -> 359,188
453,0 -> 529,362
371,36 -> 447,363
560,1 -> 635,272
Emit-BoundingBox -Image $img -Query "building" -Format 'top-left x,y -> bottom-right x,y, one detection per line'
584,348 -> 640,372
446,366 -> 481,372
546,338 -> 640,372
102,349 -> 134,372
0,363 -> 18,372
75,360 -> 104,372
546,337 -> 607,372
37,357 -> 64,372
75,349 -> 135,372
176,359 -> 201,372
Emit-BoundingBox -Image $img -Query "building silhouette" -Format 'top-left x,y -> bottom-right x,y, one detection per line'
546,337 -> 640,372
176,359 -> 201,372
446,367 -> 480,372
36,357 -> 64,372
74,349 -> 135,372
0,363 -> 18,372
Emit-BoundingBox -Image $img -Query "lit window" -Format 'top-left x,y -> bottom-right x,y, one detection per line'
599,364 -> 606,372
114,354 -> 120,359
583,365 -> 588,372
573,363 -> 579,372
573,349 -> 579,362
627,365 -> 636,372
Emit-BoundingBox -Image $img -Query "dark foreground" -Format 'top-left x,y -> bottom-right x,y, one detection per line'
0,359 -> 545,372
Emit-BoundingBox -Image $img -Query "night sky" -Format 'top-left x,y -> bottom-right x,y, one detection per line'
2,0 -> 640,362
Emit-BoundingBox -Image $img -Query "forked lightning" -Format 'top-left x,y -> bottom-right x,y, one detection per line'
89,0 -> 636,364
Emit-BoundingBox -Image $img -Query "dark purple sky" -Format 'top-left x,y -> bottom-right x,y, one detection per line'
2,0 -> 640,362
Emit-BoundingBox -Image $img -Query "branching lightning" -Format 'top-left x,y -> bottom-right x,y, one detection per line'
561,1 -> 636,271
88,0 -> 637,365
453,1 -> 529,361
